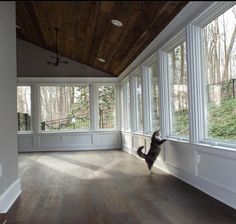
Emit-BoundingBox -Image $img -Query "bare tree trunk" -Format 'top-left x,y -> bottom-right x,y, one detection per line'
216,19 -> 221,82
222,25 -> 236,81
171,50 -> 176,111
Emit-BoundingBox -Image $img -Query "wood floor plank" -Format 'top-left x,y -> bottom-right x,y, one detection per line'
7,150 -> 236,224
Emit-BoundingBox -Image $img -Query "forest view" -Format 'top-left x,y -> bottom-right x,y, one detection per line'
17,85 -> 116,131
204,5 -> 236,141
40,86 -> 90,131
168,5 -> 236,141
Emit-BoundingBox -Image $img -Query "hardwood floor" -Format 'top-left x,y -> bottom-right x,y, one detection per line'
7,150 -> 236,224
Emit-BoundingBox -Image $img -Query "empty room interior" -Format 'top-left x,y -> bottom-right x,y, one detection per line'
1,1 -> 236,223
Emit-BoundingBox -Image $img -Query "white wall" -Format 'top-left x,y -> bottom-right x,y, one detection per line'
17,39 -> 114,78
0,2 -> 21,212
122,133 -> 236,209
19,131 -> 121,152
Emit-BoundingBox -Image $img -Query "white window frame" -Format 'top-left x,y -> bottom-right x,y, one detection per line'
17,84 -> 33,134
159,30 -> 189,141
187,1 -> 236,148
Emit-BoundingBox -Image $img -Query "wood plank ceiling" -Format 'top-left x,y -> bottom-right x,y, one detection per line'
16,1 -> 188,77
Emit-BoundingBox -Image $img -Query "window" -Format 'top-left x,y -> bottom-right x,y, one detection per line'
203,5 -> 236,142
147,60 -> 160,132
40,86 -> 90,131
17,86 -> 31,131
123,81 -> 131,131
168,41 -> 189,137
98,85 -> 116,129
134,73 -> 143,132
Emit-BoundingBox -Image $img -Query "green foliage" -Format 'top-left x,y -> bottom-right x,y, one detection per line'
174,109 -> 189,136
208,98 -> 236,140
98,86 -> 116,128
175,98 -> 236,141
98,86 -> 115,111
70,86 -> 90,116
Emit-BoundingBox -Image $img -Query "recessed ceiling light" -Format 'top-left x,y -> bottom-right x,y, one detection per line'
97,57 -> 106,63
111,19 -> 123,27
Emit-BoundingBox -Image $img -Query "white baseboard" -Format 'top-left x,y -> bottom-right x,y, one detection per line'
156,162 -> 236,210
0,178 -> 22,213
122,146 -> 236,209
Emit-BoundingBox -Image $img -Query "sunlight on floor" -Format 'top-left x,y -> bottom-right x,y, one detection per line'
33,155 -> 123,180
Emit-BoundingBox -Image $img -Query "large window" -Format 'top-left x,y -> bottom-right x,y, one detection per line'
40,86 -> 90,131
203,5 -> 236,142
168,41 -> 189,137
147,60 -> 160,132
98,85 -> 116,129
17,86 -> 31,131
134,73 -> 143,132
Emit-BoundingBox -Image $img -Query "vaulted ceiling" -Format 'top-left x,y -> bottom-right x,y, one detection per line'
16,1 -> 188,77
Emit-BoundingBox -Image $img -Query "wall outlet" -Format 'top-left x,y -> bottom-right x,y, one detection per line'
0,163 -> 2,179
196,154 -> 201,164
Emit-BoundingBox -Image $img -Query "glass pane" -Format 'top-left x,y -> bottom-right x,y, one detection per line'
203,5 -> 236,141
40,86 -> 90,131
98,86 -> 116,129
17,86 -> 31,131
147,62 -> 160,132
168,42 -> 189,137
135,74 -> 143,132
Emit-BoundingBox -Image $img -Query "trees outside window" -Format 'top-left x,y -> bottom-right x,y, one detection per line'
203,5 -> 236,141
147,61 -> 160,132
134,73 -> 143,132
98,85 -> 116,129
168,41 -> 189,137
122,81 -> 130,131
40,86 -> 90,131
17,86 -> 31,131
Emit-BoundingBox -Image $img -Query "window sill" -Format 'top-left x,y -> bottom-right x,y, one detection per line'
166,136 -> 189,143
197,141 -> 236,153
18,131 -> 33,135
38,129 -> 120,134
167,136 -> 190,143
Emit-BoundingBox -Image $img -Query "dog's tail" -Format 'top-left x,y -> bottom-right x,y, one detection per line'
137,146 -> 146,159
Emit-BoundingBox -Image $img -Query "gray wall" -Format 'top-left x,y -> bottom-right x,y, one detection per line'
17,39 -> 114,78
0,2 -> 18,195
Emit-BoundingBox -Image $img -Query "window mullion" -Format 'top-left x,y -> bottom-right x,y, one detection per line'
34,84 -> 40,133
186,25 -> 205,143
120,84 -> 124,130
124,83 -> 129,130
116,84 -> 120,130
158,50 -> 171,138
90,84 -> 97,131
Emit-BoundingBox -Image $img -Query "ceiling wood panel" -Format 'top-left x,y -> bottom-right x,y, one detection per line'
16,1 -> 188,77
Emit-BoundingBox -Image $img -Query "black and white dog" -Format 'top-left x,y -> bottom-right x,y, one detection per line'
137,130 -> 166,172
